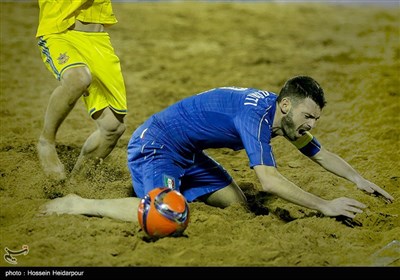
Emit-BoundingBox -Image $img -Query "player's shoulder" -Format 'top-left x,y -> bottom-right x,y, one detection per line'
197,86 -> 251,95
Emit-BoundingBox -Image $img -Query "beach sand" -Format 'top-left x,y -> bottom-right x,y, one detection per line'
0,1 -> 399,268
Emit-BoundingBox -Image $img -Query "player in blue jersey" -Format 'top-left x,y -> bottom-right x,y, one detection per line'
39,76 -> 394,222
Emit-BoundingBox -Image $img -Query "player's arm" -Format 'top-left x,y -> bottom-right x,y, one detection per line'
310,147 -> 394,203
253,165 -> 366,218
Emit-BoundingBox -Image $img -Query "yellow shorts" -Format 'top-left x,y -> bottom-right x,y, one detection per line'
38,30 -> 127,117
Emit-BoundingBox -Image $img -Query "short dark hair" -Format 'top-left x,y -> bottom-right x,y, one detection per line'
277,76 -> 326,109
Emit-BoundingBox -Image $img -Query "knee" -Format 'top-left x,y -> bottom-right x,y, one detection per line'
102,119 -> 126,141
203,183 -> 247,209
62,67 -> 92,97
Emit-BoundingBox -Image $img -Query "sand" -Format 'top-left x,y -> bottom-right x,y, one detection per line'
0,1 -> 399,269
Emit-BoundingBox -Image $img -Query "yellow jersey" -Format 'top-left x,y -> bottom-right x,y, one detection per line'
36,0 -> 118,37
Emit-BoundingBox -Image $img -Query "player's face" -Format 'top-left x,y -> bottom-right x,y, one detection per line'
282,98 -> 321,141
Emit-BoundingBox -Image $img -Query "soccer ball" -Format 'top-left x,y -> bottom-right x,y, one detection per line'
137,187 -> 190,238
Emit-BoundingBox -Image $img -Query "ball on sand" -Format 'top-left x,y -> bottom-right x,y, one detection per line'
137,187 -> 190,238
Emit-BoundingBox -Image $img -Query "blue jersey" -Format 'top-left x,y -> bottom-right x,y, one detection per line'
128,87 -> 321,200
132,87 -> 320,168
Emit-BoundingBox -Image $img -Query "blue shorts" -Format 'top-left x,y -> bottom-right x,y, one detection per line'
127,125 -> 233,202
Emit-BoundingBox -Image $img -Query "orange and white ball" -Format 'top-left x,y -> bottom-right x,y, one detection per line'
137,187 -> 190,238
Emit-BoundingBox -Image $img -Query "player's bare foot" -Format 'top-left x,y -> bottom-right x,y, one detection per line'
38,194 -> 84,216
37,138 -> 66,181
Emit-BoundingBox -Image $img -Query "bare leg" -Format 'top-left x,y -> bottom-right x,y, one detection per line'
38,194 -> 140,222
71,107 -> 126,178
37,66 -> 91,181
203,180 -> 247,208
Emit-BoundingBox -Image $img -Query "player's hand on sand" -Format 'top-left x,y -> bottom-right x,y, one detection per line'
355,178 -> 394,203
38,194 -> 85,216
321,197 -> 367,219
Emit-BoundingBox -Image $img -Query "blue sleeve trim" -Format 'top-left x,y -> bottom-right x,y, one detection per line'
299,137 -> 321,157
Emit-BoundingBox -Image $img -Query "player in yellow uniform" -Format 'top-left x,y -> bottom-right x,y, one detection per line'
36,0 -> 127,181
